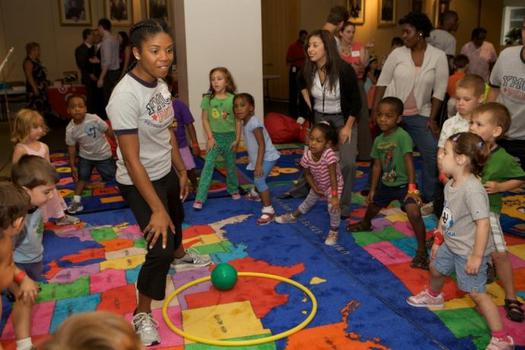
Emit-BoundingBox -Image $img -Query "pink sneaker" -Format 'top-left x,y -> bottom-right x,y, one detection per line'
486,335 -> 514,350
406,289 -> 444,308
231,193 -> 241,200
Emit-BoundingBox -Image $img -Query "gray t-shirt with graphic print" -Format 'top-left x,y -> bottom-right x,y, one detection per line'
107,73 -> 174,185
441,174 -> 493,256
65,113 -> 111,160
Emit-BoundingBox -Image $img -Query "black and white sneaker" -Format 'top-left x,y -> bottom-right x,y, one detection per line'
172,249 -> 211,268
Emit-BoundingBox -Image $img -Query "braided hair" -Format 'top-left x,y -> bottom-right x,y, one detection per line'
128,19 -> 172,72
129,19 -> 171,50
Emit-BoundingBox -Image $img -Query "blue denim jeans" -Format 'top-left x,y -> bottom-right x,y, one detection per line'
401,115 -> 438,203
253,159 -> 277,193
433,244 -> 489,293
78,156 -> 116,182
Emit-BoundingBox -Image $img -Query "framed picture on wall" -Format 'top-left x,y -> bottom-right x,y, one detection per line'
146,0 -> 170,23
347,0 -> 365,25
104,0 -> 133,26
58,0 -> 92,26
378,0 -> 396,27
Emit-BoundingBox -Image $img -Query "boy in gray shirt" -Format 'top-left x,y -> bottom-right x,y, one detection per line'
65,95 -> 116,213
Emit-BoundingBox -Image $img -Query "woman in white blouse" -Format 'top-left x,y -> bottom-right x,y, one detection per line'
371,12 -> 448,210
299,29 -> 362,218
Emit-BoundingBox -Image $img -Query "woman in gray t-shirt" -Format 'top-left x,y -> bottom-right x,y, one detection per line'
106,19 -> 209,347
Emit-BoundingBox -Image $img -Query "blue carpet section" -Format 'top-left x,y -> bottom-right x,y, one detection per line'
182,191 -> 471,349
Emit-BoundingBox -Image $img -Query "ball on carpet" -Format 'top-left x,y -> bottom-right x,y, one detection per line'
211,263 -> 238,290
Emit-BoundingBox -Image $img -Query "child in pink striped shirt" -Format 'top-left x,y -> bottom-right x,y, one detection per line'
275,121 -> 343,246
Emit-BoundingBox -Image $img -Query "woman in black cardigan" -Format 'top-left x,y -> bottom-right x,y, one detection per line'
299,29 -> 361,217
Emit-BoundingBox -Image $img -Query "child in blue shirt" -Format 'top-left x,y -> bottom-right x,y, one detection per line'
234,93 -> 280,224
9,155 -> 59,350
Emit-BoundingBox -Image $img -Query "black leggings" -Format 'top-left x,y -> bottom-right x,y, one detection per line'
118,169 -> 184,300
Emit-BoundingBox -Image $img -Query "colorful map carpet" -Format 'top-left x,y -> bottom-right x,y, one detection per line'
1,153 -> 524,349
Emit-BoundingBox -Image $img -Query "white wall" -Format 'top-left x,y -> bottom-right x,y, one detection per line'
173,0 -> 264,145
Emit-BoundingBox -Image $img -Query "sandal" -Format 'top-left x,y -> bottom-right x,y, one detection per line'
256,212 -> 274,225
410,253 -> 429,270
504,299 -> 524,322
346,221 -> 372,232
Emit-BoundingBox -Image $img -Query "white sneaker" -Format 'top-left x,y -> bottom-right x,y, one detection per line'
406,289 -> 444,308
172,249 -> 211,268
132,312 -> 160,346
66,201 -> 83,214
324,230 -> 338,246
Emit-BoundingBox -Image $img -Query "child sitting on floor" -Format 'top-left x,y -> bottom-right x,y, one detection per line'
470,102 -> 525,323
407,132 -> 514,350
234,93 -> 280,225
11,108 -> 79,225
275,121 -> 343,246
65,94 -> 116,214
347,97 -> 429,270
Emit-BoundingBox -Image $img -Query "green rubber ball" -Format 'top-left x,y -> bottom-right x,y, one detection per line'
211,263 -> 238,290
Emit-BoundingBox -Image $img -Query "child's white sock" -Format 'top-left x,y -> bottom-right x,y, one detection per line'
16,337 -> 32,350
262,206 -> 274,214
73,195 -> 82,203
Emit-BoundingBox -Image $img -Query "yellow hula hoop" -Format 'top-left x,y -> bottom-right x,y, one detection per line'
162,271 -> 318,346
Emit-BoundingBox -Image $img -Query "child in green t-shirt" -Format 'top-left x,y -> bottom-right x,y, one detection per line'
193,67 -> 241,210
470,102 -> 525,323
347,97 -> 429,270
